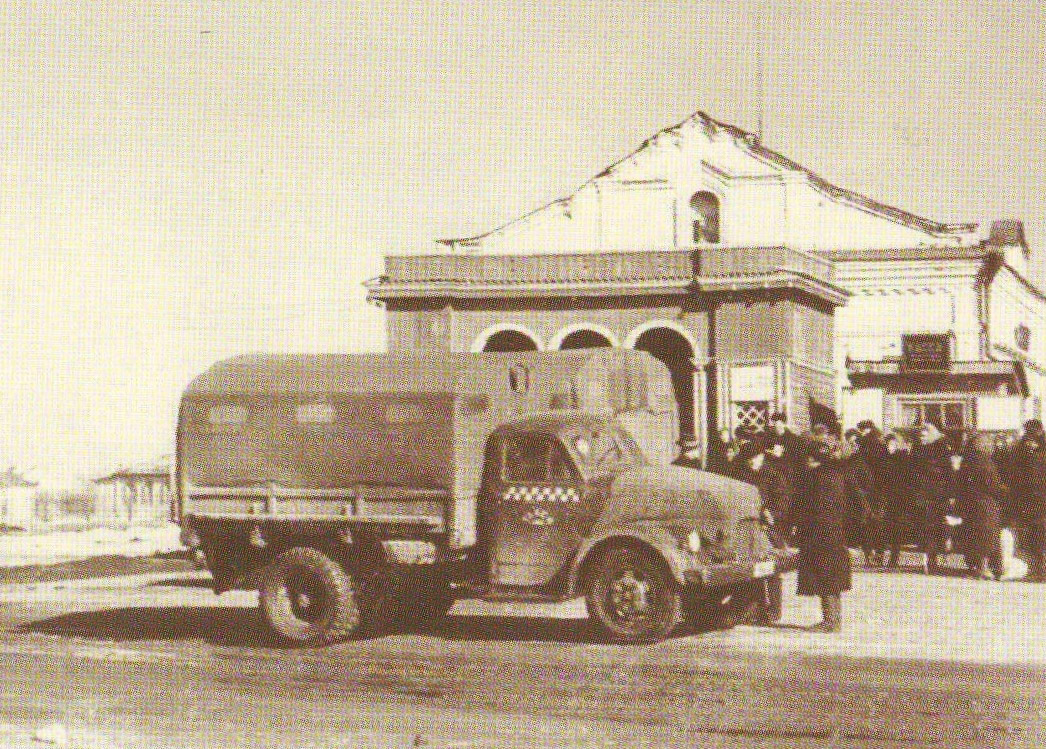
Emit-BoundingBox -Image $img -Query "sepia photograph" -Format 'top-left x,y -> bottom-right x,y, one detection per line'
1,1 -> 1044,746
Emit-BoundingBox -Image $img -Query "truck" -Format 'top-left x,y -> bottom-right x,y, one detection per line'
174,348 -> 796,645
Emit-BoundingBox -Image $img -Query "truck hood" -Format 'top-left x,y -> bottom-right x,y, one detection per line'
602,465 -> 761,542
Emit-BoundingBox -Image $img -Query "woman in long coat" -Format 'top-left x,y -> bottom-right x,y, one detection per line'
956,433 -> 1006,580
795,439 -> 853,633
878,432 -> 915,568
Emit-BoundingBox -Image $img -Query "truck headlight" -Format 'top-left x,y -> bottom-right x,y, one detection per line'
687,529 -> 702,554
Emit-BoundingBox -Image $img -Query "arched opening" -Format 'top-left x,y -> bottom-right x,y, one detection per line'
633,327 -> 696,441
559,329 -> 613,350
690,191 -> 720,244
481,329 -> 540,352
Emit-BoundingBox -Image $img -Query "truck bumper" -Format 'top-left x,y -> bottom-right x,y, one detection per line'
686,546 -> 799,590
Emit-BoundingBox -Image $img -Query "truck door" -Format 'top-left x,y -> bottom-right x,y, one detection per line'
492,432 -> 589,588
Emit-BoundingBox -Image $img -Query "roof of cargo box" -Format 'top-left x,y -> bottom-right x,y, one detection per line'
184,353 -> 458,396
183,348 -> 660,397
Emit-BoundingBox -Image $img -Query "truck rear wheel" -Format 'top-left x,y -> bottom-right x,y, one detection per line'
259,547 -> 361,646
585,545 -> 681,644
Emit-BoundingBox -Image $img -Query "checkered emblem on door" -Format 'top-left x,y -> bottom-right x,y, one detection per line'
502,485 -> 581,503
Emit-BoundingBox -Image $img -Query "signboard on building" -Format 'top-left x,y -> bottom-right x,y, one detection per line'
730,365 -> 775,401
901,333 -> 951,371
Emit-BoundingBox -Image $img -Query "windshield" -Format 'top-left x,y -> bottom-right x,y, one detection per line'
569,427 -> 640,475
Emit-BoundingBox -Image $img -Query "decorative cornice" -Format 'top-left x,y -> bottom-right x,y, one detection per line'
367,271 -> 848,306
695,272 -> 849,306
815,247 -> 991,263
365,277 -> 693,301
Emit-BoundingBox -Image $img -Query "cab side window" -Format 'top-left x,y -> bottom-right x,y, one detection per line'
503,434 -> 577,483
548,443 -> 576,482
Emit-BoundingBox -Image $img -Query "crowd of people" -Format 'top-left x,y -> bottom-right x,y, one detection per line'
677,412 -> 1046,633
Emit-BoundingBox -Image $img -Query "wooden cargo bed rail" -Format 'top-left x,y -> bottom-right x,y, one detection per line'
183,483 -> 448,530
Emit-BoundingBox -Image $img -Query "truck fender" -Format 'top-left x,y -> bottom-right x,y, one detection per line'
568,523 -> 693,597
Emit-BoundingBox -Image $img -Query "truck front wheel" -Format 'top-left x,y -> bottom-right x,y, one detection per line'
585,545 -> 681,644
259,547 -> 361,646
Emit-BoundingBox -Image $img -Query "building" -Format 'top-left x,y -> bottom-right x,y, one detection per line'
367,110 -> 1044,460
94,457 -> 173,527
831,220 -> 1041,436
0,466 -> 38,529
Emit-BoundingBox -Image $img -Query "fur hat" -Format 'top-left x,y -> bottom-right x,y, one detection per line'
806,438 -> 834,463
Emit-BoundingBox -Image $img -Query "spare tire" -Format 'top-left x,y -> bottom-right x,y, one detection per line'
259,547 -> 361,646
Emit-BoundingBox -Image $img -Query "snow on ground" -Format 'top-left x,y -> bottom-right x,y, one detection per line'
0,524 -> 182,567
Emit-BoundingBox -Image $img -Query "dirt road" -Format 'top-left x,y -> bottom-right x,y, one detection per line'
1,567 -> 1045,748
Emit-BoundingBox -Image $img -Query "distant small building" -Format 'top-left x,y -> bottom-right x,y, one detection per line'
0,466 -> 38,528
94,457 -> 173,527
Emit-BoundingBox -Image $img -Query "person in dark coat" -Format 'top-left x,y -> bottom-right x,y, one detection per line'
794,439 -> 852,633
913,419 -> 954,574
878,432 -> 915,568
769,411 -> 804,485
705,428 -> 733,476
841,429 -> 875,562
764,438 -> 798,541
1012,420 -> 1046,582
955,433 -> 1006,580
735,437 -> 794,549
992,433 -> 1019,528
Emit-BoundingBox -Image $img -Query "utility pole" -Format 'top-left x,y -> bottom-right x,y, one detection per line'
755,0 -> 765,141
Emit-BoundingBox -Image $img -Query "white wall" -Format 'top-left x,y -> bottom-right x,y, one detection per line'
989,269 -> 1046,367
833,261 -> 982,366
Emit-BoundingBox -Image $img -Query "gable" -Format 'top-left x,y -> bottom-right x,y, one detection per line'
439,111 -> 979,254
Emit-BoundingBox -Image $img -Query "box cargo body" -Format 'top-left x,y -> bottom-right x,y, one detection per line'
176,348 -> 677,549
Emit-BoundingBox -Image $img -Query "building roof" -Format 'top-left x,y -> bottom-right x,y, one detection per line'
95,457 -> 171,483
438,110 -> 977,246
0,466 -> 37,489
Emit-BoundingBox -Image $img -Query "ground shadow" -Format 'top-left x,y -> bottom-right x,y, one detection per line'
23,605 -> 721,648
23,605 -> 269,647
417,609 -> 733,644
425,614 -> 596,644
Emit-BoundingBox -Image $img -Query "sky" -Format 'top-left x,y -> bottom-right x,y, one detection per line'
0,0 -> 1043,485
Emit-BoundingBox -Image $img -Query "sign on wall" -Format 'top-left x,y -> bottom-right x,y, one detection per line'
901,333 -> 951,371
730,365 -> 775,401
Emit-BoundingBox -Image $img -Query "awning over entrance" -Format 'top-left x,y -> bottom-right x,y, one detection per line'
846,359 -> 1028,397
